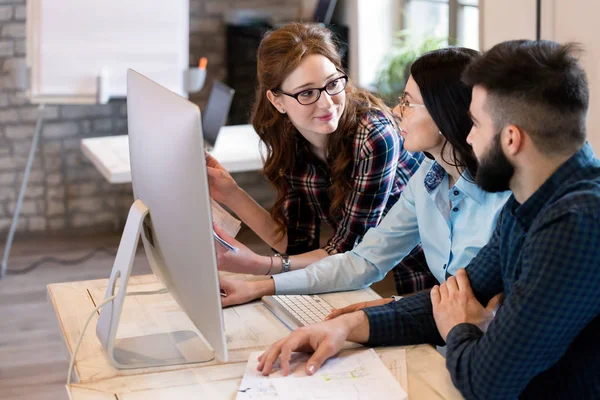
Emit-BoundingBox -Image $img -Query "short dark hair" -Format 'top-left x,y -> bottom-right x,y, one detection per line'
462,40 -> 589,155
411,47 -> 481,179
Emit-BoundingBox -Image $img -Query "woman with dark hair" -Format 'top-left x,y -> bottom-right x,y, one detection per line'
219,47 -> 511,309
207,22 -> 429,294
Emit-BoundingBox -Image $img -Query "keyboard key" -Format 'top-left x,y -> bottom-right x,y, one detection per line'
267,295 -> 334,327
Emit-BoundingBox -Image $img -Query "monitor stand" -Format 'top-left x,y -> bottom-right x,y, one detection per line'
95,199 -> 215,370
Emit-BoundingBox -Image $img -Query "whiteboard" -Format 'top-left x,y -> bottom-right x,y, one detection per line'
26,0 -> 189,104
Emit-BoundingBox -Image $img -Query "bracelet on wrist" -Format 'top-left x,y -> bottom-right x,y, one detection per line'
265,256 -> 274,275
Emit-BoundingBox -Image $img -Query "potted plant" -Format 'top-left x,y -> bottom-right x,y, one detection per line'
375,31 -> 445,105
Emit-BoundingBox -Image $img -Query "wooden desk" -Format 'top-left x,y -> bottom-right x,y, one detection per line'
81,124 -> 264,184
48,274 -> 462,399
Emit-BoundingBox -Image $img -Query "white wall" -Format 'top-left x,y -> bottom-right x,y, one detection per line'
480,0 -> 599,152
335,0 -> 402,88
480,0 -> 537,50
542,0 -> 600,152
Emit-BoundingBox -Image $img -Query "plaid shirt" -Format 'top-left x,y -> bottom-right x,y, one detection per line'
363,144 -> 600,399
283,110 -> 431,293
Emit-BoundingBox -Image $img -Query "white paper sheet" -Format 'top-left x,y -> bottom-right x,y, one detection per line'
236,349 -> 408,400
211,199 -> 241,238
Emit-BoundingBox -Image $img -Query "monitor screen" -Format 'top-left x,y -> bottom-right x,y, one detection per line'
202,81 -> 235,147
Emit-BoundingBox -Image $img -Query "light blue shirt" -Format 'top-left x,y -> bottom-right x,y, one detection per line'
273,159 -> 511,294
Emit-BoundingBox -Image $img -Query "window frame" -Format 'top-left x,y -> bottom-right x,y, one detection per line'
402,0 -> 479,47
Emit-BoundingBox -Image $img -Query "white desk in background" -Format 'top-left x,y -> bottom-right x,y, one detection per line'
80,124 -> 264,184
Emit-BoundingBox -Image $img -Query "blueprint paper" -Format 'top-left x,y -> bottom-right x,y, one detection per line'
236,349 -> 407,400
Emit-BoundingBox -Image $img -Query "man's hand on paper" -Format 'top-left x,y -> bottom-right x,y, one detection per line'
206,152 -> 239,205
257,311 -> 369,376
431,268 -> 504,341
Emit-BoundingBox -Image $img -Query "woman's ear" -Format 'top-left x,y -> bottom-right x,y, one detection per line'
267,90 -> 286,114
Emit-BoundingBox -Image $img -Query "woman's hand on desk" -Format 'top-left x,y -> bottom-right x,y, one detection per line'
257,311 -> 370,376
206,152 -> 239,205
324,298 -> 394,320
219,276 -> 275,307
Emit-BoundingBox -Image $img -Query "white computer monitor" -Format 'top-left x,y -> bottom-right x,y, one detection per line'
95,69 -> 227,369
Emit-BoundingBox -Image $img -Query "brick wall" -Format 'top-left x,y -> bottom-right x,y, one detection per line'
0,0 -> 299,238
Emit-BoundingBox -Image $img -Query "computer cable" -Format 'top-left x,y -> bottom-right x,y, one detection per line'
7,247 -> 117,275
66,287 -> 169,386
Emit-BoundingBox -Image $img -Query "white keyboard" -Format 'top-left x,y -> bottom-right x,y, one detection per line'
262,295 -> 334,330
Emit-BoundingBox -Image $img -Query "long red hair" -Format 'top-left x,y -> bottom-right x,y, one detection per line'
251,22 -> 397,237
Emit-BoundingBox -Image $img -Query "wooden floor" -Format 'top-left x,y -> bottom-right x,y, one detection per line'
0,228 -> 396,400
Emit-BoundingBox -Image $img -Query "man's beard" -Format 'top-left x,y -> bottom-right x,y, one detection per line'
475,133 -> 514,193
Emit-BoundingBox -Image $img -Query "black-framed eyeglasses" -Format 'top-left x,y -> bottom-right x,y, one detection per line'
272,74 -> 348,106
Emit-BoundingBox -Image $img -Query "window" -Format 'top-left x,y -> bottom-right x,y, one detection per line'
403,0 -> 479,49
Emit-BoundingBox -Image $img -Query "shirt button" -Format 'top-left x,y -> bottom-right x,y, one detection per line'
452,207 -> 459,212
453,190 -> 459,196
443,264 -> 447,269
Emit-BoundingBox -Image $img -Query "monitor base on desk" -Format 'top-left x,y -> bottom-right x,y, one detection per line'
112,330 -> 215,369
96,200 -> 215,370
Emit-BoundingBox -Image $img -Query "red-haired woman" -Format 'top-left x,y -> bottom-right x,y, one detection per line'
207,22 -> 430,294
